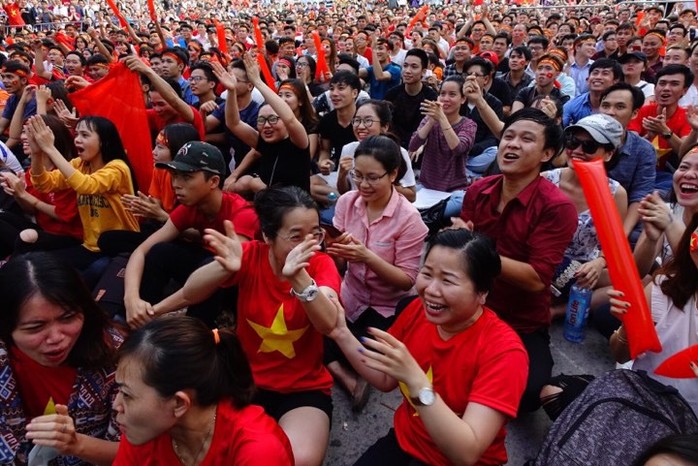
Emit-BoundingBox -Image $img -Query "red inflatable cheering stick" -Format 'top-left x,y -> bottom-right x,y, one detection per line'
573,158 -> 662,359
655,345 -> 698,378
252,16 -> 276,92
312,31 -> 330,81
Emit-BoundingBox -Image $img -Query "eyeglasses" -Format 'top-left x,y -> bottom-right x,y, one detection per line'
257,115 -> 280,126
351,117 -> 376,127
296,62 -> 309,68
189,75 -> 207,82
350,169 -> 389,185
279,229 -> 325,244
564,133 -> 607,154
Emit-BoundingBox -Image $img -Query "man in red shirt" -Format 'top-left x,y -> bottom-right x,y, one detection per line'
628,64 -> 693,191
456,108 -> 577,413
124,142 -> 259,329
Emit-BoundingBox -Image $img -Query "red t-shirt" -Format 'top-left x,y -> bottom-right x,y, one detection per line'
390,300 -> 529,466
169,191 -> 259,242
628,103 -> 692,167
25,172 -> 83,240
112,400 -> 294,466
146,106 -> 206,140
147,168 -> 176,213
229,241 -> 339,393
461,175 -> 577,333
9,346 -> 77,419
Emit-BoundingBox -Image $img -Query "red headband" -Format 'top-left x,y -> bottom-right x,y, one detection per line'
163,52 -> 183,64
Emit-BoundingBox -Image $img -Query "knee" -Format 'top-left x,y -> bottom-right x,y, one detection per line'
19,229 -> 39,244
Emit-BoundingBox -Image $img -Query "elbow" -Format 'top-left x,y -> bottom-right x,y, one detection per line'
530,280 -> 547,293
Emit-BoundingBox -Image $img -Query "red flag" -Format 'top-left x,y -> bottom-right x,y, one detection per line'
312,31 -> 329,80
473,0 -> 483,5
54,32 -> 75,51
69,62 -> 153,191
106,0 -> 128,28
214,19 -> 228,55
147,0 -> 157,23
405,5 -> 428,37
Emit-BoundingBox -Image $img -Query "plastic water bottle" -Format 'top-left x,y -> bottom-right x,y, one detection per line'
563,284 -> 592,343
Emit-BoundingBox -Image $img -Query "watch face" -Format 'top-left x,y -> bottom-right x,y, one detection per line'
419,388 -> 436,406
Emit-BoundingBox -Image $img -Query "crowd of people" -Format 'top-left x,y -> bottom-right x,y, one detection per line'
1,0 -> 698,464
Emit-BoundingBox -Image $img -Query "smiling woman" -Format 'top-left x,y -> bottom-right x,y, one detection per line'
0,252 -> 123,465
328,228 -> 528,465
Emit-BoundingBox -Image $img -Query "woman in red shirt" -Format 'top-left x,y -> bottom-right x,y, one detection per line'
330,228 -> 530,466
112,317 -> 294,466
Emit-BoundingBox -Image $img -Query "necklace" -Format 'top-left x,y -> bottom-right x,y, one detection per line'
171,409 -> 217,466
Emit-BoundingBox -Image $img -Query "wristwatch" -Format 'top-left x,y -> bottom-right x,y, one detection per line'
290,279 -> 319,302
410,387 -> 436,407
662,130 -> 674,140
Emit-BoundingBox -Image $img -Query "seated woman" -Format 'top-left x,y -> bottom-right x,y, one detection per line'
0,115 -> 83,258
112,316 -> 293,465
329,228 -> 529,466
542,114 -> 628,317
336,100 -> 416,202
326,135 -> 427,410
28,115 -> 139,272
154,186 -> 341,466
214,55 -> 311,194
0,252 -> 123,465
609,214 -> 698,416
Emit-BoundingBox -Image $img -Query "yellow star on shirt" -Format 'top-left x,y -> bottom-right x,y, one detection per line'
399,366 -> 433,416
247,305 -> 309,359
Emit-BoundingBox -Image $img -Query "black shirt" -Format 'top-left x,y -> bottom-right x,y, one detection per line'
255,137 -> 311,193
318,110 -> 356,164
385,83 -> 439,149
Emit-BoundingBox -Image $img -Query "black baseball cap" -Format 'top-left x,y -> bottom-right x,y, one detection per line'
156,141 -> 225,176
619,51 -> 648,64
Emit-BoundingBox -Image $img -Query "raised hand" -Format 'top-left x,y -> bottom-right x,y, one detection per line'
211,61 -> 238,91
204,220 -> 243,273
282,234 -> 321,278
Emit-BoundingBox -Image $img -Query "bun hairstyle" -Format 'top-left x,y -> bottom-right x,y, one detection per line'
118,316 -> 255,407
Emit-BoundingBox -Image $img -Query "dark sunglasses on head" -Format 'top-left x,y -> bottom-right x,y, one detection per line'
564,133 -> 607,154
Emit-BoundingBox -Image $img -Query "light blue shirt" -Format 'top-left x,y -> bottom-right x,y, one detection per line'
570,59 -> 593,95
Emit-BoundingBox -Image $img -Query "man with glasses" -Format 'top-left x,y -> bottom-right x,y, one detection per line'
124,141 -> 259,329
525,36 -> 549,77
461,57 -> 503,179
189,61 -> 223,112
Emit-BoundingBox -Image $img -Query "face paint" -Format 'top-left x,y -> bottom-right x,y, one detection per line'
691,232 -> 698,252
547,72 -> 553,79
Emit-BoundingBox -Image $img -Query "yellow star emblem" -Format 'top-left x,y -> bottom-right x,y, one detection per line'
247,304 -> 309,359
43,397 -> 57,415
399,366 -> 433,416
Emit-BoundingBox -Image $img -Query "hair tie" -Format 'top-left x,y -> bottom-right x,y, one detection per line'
212,328 -> 221,345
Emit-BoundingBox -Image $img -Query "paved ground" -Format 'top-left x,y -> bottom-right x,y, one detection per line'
324,320 -> 615,466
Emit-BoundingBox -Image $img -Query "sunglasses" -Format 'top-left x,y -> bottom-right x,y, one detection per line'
564,133 -> 608,153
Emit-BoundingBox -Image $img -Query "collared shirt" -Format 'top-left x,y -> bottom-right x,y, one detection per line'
570,59 -> 593,95
460,175 -> 577,332
562,92 -> 594,126
498,71 -> 533,100
628,103 -> 692,168
333,189 -> 428,322
608,130 -> 657,204
442,62 -> 466,80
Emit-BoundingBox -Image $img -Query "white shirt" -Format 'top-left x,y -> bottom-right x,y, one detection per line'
340,141 -> 416,189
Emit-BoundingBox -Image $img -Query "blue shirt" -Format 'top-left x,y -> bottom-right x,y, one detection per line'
562,92 -> 593,126
2,94 -> 36,121
570,60 -> 593,95
367,62 -> 401,100
607,130 -> 656,204
178,76 -> 198,107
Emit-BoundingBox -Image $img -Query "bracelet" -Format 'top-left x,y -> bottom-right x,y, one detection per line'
443,126 -> 455,132
613,328 -> 628,345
